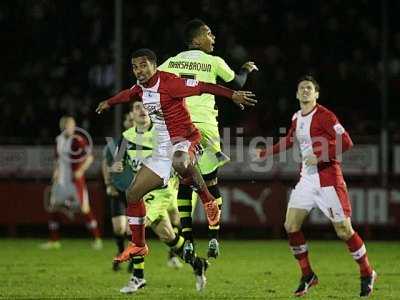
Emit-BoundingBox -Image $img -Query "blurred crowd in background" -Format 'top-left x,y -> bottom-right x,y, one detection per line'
1,0 -> 400,144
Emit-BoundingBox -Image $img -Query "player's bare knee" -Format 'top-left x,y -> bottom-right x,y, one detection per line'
172,161 -> 186,175
172,159 -> 189,176
80,205 -> 90,215
284,220 -> 301,233
334,224 -> 353,240
156,227 -> 174,243
172,151 -> 189,174
159,232 -> 174,243
126,187 -> 140,203
113,224 -> 125,236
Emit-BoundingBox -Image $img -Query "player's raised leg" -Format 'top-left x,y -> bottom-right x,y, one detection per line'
285,207 -> 318,297
172,145 -> 220,227
115,165 -> 163,262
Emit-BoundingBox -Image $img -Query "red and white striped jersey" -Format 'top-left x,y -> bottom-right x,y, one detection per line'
55,133 -> 89,185
263,104 -> 353,187
106,71 -> 233,157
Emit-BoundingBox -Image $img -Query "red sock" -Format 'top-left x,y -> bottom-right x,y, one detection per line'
48,212 -> 60,241
180,175 -> 215,205
83,211 -> 101,239
288,231 -> 313,276
127,200 -> 146,247
346,232 -> 373,277
197,186 -> 215,204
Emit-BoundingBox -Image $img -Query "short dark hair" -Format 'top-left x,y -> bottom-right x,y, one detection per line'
184,19 -> 206,46
131,48 -> 157,65
297,75 -> 320,92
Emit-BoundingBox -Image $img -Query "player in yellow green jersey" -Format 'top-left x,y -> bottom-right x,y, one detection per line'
158,19 -> 258,261
103,100 -> 209,293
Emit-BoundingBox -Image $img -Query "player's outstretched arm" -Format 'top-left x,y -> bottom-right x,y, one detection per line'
257,119 -> 296,159
241,61 -> 259,73
231,91 -> 257,110
214,56 -> 258,88
168,76 -> 257,109
232,61 -> 259,87
196,82 -> 258,109
96,88 -> 139,114
96,101 -> 110,114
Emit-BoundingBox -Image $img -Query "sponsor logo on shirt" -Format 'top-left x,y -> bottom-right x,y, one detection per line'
185,79 -> 199,87
143,103 -> 164,121
333,123 -> 345,135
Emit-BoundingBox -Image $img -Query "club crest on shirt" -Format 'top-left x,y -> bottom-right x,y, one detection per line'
143,90 -> 156,98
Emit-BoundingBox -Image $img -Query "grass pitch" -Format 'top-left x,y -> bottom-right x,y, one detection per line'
0,239 -> 398,299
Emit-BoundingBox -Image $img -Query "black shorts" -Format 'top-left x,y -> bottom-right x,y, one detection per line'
109,192 -> 127,218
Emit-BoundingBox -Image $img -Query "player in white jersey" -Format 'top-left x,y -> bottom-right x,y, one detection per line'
40,116 -> 102,250
259,76 -> 376,297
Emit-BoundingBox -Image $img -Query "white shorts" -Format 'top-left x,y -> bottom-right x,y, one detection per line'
288,179 -> 352,222
143,140 -> 197,186
49,182 -> 84,212
143,156 -> 172,186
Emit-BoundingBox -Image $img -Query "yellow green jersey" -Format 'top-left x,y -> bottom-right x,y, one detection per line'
122,125 -> 154,173
158,50 -> 235,126
104,126 -> 154,191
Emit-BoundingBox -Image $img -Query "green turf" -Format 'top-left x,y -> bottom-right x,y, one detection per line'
0,239 -> 398,299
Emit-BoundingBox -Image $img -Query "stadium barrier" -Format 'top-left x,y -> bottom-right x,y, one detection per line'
1,180 -> 399,239
1,145 -> 399,238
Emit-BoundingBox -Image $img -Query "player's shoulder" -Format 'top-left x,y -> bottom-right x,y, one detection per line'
55,133 -> 63,142
183,50 -> 221,63
130,83 -> 141,92
122,126 -> 136,140
211,54 -> 229,65
291,110 -> 302,121
72,133 -> 88,146
159,70 -> 180,81
316,104 -> 337,118
180,49 -> 207,59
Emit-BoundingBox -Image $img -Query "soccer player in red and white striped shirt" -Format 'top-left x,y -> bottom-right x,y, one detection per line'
96,48 -> 256,263
41,116 -> 102,250
259,75 -> 376,297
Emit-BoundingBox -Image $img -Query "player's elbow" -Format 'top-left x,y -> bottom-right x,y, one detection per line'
347,138 -> 354,150
83,155 -> 94,169
341,135 -> 354,153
